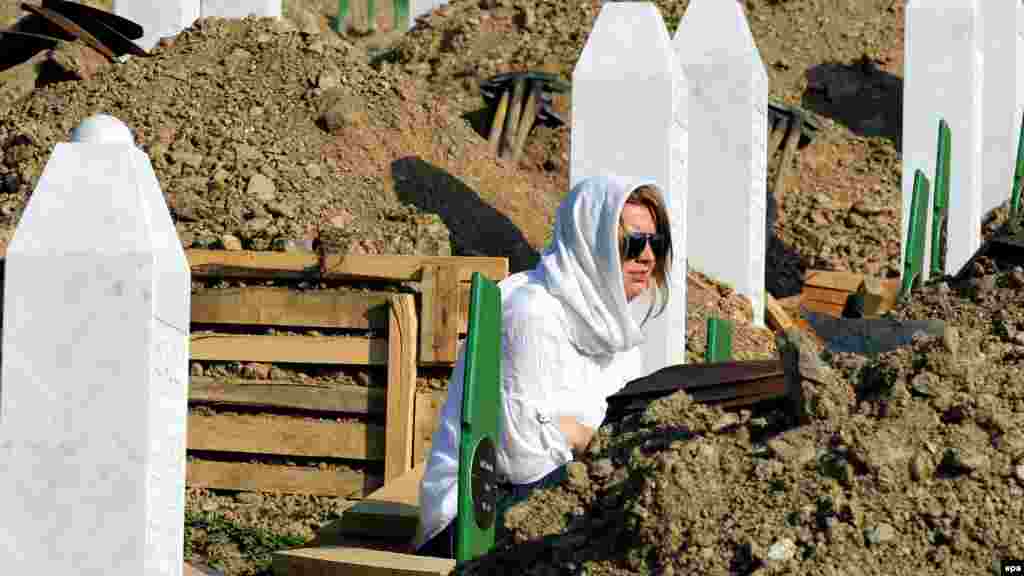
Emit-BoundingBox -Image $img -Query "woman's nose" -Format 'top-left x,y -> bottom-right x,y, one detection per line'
638,242 -> 655,264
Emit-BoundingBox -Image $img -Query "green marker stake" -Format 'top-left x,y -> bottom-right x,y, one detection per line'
334,0 -> 348,33
1012,112 -> 1024,218
931,119 -> 950,277
901,170 -> 930,299
366,0 -> 377,32
705,317 -> 733,364
394,0 -> 409,31
455,273 -> 502,563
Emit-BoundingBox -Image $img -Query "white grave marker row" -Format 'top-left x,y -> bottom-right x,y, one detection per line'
0,115 -> 190,575
571,2 -> 689,372
980,1 -> 1023,218
674,0 -> 768,328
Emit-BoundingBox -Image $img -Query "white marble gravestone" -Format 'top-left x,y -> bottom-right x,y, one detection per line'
114,0 -> 199,52
674,0 -> 768,327
979,1 -> 1023,217
0,115 -> 191,576
902,0 -> 983,280
201,0 -> 282,20
571,2 -> 689,371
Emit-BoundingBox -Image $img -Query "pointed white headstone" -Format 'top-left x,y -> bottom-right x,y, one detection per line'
0,115 -> 190,576
979,1 -> 1023,217
673,0 -> 768,327
902,0 -> 983,280
572,2 -> 688,371
201,0 -> 282,20
114,0 -> 199,52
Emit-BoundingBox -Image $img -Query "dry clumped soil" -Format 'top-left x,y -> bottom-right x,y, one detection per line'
1,0 -> 1019,575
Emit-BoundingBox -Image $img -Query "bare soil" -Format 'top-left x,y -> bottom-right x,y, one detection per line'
2,0 -> 1019,575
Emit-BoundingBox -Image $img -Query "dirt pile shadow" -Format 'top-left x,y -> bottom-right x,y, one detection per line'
801,59 -> 902,149
391,156 -> 540,273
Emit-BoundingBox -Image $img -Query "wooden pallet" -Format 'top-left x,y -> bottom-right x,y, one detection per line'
187,249 -> 509,365
800,269 -> 899,318
185,250 -> 500,496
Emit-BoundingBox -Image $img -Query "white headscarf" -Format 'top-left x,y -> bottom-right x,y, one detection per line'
537,173 -> 667,357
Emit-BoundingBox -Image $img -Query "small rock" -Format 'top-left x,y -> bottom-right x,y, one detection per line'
712,412 -> 740,433
1010,267 -> 1024,289
864,523 -> 895,546
941,326 -> 959,356
851,200 -> 884,216
910,372 -> 935,397
1014,462 -> 1024,484
970,274 -> 998,298
234,492 -> 262,504
318,69 -> 342,90
304,163 -> 323,179
171,151 -> 204,169
190,363 -> 204,377
220,234 -> 243,251
909,450 -> 933,482
329,209 -> 355,229
589,458 -> 615,480
356,371 -> 373,387
565,461 -> 589,493
241,363 -> 272,380
247,173 -> 277,202
267,201 -> 297,219
245,217 -> 273,236
766,538 -> 796,561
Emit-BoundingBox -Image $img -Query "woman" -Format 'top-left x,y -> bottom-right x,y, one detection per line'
415,173 -> 673,558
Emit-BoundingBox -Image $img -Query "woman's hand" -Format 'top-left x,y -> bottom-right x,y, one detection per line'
557,416 -> 595,457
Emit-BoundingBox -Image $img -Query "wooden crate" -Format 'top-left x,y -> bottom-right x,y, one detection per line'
184,250 -> 501,497
187,249 -> 509,365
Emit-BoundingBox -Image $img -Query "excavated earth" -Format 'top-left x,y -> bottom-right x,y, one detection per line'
1,0 -> 1020,575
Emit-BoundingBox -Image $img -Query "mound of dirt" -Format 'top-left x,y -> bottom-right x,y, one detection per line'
460,271 -> 1024,574
0,16 -> 458,258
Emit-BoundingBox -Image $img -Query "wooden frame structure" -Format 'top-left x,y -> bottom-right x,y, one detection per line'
184,249 -> 508,496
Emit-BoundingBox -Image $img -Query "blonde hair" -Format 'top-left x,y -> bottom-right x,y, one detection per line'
619,185 -> 672,323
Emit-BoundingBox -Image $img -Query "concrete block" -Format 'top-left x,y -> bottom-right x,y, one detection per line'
572,1 -> 688,371
902,0 -> 983,280
114,0 -> 200,52
979,1 -> 1023,217
0,115 -> 190,576
674,0 -> 768,328
200,0 -> 282,20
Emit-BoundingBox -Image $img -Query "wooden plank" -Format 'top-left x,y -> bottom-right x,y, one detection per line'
764,293 -> 794,333
804,269 -> 866,292
316,466 -> 426,545
772,113 -> 804,210
190,334 -> 388,365
187,249 -> 509,284
188,414 -> 385,460
186,460 -> 379,497
428,264 -> 459,365
413,391 -> 446,465
385,294 -> 418,482
272,547 -> 455,576
801,286 -> 851,306
801,299 -> 846,318
189,377 -> 386,415
191,287 -> 391,330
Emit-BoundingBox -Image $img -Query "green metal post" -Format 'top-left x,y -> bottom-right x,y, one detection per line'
901,170 -> 931,299
366,0 -> 377,32
394,0 -> 409,31
931,119 -> 950,277
455,273 -> 502,563
334,0 -> 349,33
1013,112 -> 1024,217
704,317 -> 733,364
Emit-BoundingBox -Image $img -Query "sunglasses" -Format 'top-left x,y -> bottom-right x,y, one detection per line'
622,231 -> 668,261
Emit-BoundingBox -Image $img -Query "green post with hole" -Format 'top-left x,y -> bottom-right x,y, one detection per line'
1012,113 -> 1024,218
901,170 -> 930,299
366,0 -> 377,32
931,119 -> 951,277
704,317 -> 733,364
455,272 -> 502,563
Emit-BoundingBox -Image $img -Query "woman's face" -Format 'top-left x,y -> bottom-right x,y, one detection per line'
621,202 -> 658,301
